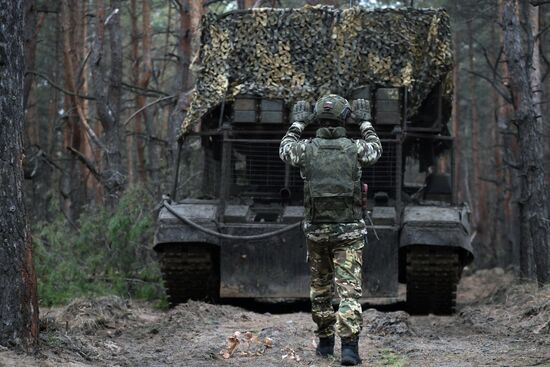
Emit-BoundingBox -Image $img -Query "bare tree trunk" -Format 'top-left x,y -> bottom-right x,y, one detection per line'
0,0 -> 39,348
139,0 -> 160,190
526,2 -> 550,283
542,2 -> 550,191
498,0 -> 520,269
490,13 -> 507,266
167,0 -> 206,200
168,1 -> 193,148
503,0 -> 550,283
452,32 -> 462,204
48,4 -> 61,160
468,21 -> 483,236
190,0 -> 204,53
61,0 -> 86,219
79,1 -> 98,201
130,0 -> 145,183
23,0 -> 37,108
90,0 -> 126,207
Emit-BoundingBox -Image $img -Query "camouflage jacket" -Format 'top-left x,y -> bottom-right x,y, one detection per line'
279,121 -> 382,241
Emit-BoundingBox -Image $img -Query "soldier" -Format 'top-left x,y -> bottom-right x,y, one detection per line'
279,94 -> 382,366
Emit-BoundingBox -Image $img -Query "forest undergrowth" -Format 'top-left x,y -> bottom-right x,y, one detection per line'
32,187 -> 166,306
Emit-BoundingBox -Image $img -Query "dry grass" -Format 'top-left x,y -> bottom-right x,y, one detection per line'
458,269 -> 550,336
55,296 -> 133,333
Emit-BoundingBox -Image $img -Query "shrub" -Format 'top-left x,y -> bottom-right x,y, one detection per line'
33,186 -> 165,306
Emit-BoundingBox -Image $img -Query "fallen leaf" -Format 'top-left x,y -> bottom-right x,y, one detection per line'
281,346 -> 300,362
220,334 -> 240,359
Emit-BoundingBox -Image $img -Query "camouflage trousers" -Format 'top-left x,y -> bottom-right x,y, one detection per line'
307,236 -> 364,338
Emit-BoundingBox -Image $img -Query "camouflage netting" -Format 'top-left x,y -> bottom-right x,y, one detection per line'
180,5 -> 453,138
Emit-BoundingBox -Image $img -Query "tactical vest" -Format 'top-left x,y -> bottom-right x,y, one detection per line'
303,137 -> 362,224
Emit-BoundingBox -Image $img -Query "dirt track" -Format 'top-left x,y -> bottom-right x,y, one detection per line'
1,268 -> 549,367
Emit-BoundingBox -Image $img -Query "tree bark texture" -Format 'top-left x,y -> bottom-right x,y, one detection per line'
168,0 -> 193,148
130,0 -> 145,183
491,8 -> 511,267
23,0 -> 37,109
451,31 -> 462,205
167,0 -> 206,200
542,4 -> 550,191
139,0 -> 160,190
0,0 -> 39,347
498,0 -> 521,270
502,0 -> 550,283
467,21 -> 484,237
90,0 -> 126,207
61,0 -> 87,219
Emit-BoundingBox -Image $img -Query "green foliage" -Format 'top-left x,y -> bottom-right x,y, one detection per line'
33,187 -> 165,306
380,349 -> 407,367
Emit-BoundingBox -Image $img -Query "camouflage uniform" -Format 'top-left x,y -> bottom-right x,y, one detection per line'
279,119 -> 382,338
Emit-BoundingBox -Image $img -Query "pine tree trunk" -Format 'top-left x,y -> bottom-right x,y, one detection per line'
0,0 -> 39,348
78,1 -> 97,200
542,3 -> 550,191
61,0 -> 86,218
491,10 -> 507,266
451,32 -> 462,204
526,2 -> 550,284
130,0 -> 146,183
140,0 -> 160,190
468,21 -> 482,234
498,0 -> 520,269
168,0 -> 193,147
90,0 -> 126,207
503,0 -> 550,283
23,0 -> 37,109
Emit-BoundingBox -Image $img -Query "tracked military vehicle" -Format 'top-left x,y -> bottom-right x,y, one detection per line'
154,6 -> 474,314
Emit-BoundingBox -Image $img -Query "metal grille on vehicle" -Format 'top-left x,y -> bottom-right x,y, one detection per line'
226,139 -> 397,201
230,141 -> 303,200
362,141 -> 397,198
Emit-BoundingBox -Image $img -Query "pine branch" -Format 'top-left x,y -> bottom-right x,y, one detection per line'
26,71 -> 95,100
123,94 -> 177,126
121,81 -> 170,97
467,70 -> 512,104
66,147 -> 102,182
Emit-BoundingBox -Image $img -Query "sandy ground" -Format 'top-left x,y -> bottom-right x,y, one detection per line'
1,268 -> 549,367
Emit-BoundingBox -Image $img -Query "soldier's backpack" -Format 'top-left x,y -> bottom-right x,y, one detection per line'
303,137 -> 362,223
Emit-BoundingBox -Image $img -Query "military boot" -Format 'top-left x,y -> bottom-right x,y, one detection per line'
315,335 -> 335,357
341,337 -> 361,366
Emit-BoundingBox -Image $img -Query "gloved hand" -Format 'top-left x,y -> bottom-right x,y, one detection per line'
351,99 -> 371,122
292,100 -> 313,125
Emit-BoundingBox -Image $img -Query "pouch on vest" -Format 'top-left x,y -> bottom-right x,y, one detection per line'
304,139 -> 361,223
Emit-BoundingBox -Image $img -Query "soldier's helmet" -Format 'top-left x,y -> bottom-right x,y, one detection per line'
313,94 -> 351,126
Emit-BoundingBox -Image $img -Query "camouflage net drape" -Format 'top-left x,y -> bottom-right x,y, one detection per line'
180,6 -> 453,138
